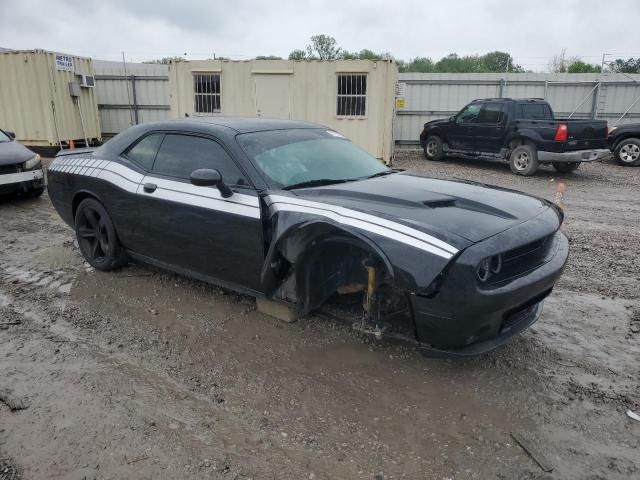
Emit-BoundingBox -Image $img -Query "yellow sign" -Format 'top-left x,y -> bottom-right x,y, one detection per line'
395,98 -> 405,110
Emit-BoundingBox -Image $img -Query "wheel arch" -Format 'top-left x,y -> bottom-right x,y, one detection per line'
612,134 -> 640,152
504,132 -> 539,151
72,190 -> 105,221
261,219 -> 396,313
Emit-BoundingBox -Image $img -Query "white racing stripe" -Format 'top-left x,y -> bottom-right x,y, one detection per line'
268,194 -> 457,257
140,180 -> 260,218
49,156 -> 260,218
269,202 -> 454,259
145,175 -> 259,208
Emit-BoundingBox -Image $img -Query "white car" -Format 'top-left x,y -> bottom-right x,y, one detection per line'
0,129 -> 45,197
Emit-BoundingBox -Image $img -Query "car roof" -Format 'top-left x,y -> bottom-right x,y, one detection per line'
146,117 -> 322,134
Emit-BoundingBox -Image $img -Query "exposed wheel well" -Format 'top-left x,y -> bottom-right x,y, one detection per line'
295,235 -> 390,311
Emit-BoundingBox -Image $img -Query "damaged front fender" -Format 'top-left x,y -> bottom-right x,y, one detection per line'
261,194 -> 459,313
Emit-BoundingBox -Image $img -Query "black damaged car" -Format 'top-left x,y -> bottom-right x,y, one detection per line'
47,118 -> 569,357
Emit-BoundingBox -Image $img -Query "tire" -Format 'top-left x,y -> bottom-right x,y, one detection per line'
423,135 -> 444,161
509,144 -> 539,176
74,198 -> 127,271
552,162 -> 580,174
614,138 -> 640,167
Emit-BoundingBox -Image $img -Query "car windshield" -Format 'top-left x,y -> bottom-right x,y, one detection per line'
0,130 -> 11,143
237,128 -> 388,188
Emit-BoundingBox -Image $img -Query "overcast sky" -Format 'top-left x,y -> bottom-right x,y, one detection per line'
1,0 -> 639,70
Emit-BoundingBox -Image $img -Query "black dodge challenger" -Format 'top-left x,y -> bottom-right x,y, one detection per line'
47,118 -> 569,357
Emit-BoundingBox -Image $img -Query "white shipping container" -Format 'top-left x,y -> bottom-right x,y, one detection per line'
169,59 -> 397,163
0,49 -> 101,148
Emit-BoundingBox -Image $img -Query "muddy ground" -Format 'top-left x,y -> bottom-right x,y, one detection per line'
0,154 -> 639,480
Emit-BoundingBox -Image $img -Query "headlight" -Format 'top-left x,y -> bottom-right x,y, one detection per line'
476,258 -> 491,282
607,126 -> 617,135
477,254 -> 503,282
24,154 -> 41,170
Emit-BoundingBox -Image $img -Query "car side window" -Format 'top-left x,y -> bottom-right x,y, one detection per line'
124,133 -> 164,170
456,104 -> 481,124
477,103 -> 506,124
152,134 -> 248,186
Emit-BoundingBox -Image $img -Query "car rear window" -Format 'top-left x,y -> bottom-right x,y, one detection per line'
517,103 -> 553,119
125,133 -> 163,170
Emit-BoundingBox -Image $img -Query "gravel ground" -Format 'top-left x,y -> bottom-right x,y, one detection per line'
0,154 -> 639,479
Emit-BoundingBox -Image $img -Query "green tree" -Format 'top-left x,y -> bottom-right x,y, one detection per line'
288,49 -> 307,60
255,55 -> 283,60
306,34 -> 342,60
608,57 -> 640,73
435,54 -> 482,73
400,57 -> 435,73
341,49 -> 388,60
144,56 -> 185,64
567,60 -> 601,73
481,51 -> 523,72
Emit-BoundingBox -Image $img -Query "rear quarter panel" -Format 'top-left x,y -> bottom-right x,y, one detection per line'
47,154 -> 142,249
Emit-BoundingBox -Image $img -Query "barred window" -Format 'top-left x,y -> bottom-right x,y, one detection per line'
337,73 -> 366,117
193,73 -> 221,114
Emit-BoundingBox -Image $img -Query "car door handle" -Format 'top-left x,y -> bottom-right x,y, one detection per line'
143,183 -> 157,193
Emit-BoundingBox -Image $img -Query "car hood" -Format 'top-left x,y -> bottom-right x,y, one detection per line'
0,140 -> 36,166
288,173 -> 557,248
424,118 -> 449,128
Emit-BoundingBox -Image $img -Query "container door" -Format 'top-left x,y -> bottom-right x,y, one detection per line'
254,74 -> 291,119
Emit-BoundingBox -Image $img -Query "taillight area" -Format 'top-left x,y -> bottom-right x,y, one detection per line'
554,123 -> 568,142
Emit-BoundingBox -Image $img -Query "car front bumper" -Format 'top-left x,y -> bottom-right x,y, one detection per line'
538,148 -> 610,163
410,209 -> 569,358
0,169 -> 45,194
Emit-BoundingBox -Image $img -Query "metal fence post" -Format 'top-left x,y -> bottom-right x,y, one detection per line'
590,82 -> 600,119
131,75 -> 139,125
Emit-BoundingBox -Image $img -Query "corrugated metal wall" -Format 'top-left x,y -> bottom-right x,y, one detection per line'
93,60 -> 170,136
395,72 -> 640,144
0,50 -> 101,146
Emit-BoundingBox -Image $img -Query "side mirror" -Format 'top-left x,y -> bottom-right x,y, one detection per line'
5,130 -> 15,139
449,116 -> 455,123
190,168 -> 233,198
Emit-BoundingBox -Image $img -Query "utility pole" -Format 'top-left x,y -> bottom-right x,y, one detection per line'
601,53 -> 608,72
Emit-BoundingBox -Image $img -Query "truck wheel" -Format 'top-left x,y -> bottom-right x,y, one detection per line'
423,136 -> 444,161
74,198 -> 128,271
552,162 -> 580,174
615,139 -> 640,167
509,145 -> 539,176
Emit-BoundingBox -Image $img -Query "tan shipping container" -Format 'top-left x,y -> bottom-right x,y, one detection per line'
169,59 -> 397,163
0,49 -> 101,148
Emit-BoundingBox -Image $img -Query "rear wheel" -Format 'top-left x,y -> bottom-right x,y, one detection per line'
74,198 -> 127,271
615,139 -> 640,167
423,136 -> 444,161
509,145 -> 539,176
552,162 -> 580,174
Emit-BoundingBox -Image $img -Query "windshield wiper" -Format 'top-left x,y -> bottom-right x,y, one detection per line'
282,178 -> 356,190
364,170 -> 398,179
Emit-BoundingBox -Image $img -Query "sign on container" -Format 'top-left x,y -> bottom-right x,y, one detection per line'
55,54 -> 74,72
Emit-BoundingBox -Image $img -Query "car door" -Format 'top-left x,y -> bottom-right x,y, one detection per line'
472,102 -> 508,153
136,132 -> 264,292
448,102 -> 481,150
